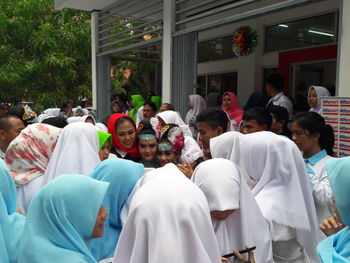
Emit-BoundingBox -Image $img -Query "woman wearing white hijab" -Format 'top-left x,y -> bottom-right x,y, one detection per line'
192,158 -> 273,263
307,85 -> 331,114
209,131 -> 258,189
185,94 -> 207,139
238,132 -> 320,263
43,122 -> 100,184
112,163 -> 222,263
156,111 -> 203,163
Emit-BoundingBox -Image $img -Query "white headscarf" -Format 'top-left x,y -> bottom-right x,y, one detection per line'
192,158 -> 273,263
67,115 -> 96,124
43,108 -> 60,117
308,85 -> 330,114
72,106 -> 89,116
239,131 -> 320,261
210,131 -> 260,189
113,163 -> 221,263
181,136 -> 203,163
210,131 -> 243,164
37,114 -> 52,123
185,94 -> 207,124
43,122 -> 100,184
156,110 -> 186,125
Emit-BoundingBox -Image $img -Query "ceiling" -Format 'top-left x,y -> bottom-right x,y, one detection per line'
54,0 -> 118,11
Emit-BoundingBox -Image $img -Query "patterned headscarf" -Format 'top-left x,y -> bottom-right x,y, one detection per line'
5,123 -> 61,186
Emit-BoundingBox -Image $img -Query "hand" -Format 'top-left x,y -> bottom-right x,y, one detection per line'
16,207 -> 22,214
177,163 -> 194,179
221,257 -> 231,263
319,213 -> 345,236
233,247 -> 256,263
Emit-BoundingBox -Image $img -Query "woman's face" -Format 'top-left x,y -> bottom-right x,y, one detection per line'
112,103 -> 121,113
85,117 -> 95,125
222,95 -> 232,109
139,138 -> 158,161
76,110 -> 84,117
99,141 -> 110,161
91,206 -> 108,238
116,120 -> 136,149
308,88 -> 318,108
157,142 -> 180,166
291,121 -> 319,153
157,117 -> 166,127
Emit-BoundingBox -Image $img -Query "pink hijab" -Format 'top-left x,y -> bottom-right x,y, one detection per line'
222,92 -> 244,123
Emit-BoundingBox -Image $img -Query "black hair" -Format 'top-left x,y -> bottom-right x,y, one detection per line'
0,115 -> 21,131
138,120 -> 156,136
6,106 -> 35,126
41,117 -> 68,128
116,116 -> 136,128
293,111 -> 335,156
196,107 -> 229,132
267,105 -> 291,138
243,107 -> 272,130
143,101 -> 157,112
61,103 -> 68,111
266,73 -> 284,91
111,100 -> 122,113
159,123 -> 179,145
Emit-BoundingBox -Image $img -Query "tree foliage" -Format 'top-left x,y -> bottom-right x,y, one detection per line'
0,0 -> 91,110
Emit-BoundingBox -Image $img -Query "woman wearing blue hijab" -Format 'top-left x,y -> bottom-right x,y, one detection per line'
0,159 -> 25,263
90,158 -> 144,261
317,157 -> 350,262
18,174 -> 109,263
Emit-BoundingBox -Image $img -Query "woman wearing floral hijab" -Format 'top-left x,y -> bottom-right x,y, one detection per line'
5,123 -> 61,215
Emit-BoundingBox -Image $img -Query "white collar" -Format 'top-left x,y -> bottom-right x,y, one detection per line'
271,92 -> 284,101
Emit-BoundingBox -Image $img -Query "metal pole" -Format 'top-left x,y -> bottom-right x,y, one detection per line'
162,0 -> 175,103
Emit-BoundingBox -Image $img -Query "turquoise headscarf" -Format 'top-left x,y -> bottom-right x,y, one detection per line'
317,157 -> 350,262
90,158 -> 144,260
18,174 -> 109,263
0,159 -> 25,263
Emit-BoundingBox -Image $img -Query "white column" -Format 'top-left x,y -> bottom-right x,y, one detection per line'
91,12 -> 98,110
162,0 -> 175,103
337,0 -> 350,96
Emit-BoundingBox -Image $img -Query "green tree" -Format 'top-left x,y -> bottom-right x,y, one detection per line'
0,0 -> 91,111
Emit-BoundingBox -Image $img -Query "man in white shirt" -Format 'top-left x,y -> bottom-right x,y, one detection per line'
265,73 -> 293,120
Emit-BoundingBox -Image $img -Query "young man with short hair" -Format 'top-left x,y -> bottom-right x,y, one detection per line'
241,107 -> 272,134
0,115 -> 25,158
265,73 -> 293,119
196,107 -> 229,159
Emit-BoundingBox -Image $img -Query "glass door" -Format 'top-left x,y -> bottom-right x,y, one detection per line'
290,60 -> 336,112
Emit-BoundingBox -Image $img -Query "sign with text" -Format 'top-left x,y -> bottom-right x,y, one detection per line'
321,97 -> 350,157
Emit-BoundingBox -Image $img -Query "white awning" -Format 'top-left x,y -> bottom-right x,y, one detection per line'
54,0 -> 117,11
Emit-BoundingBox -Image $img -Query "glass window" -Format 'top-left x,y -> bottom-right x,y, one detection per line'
197,36 -> 237,63
265,13 -> 338,52
197,72 -> 237,101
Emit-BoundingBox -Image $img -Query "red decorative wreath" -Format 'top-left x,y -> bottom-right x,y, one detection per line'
232,26 -> 258,56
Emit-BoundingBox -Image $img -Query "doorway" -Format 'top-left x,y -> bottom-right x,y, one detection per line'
290,60 -> 336,112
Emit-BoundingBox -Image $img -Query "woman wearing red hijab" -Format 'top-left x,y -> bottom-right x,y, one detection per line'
221,92 -> 244,131
107,113 -> 140,161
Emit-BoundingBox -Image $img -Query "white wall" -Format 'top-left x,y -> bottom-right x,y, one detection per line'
197,0 -> 339,107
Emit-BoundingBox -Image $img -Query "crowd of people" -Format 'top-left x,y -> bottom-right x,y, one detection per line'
0,73 -> 348,263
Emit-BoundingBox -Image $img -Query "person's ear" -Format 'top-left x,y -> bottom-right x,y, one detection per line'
215,126 -> 224,136
312,132 -> 320,143
0,129 -> 6,140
